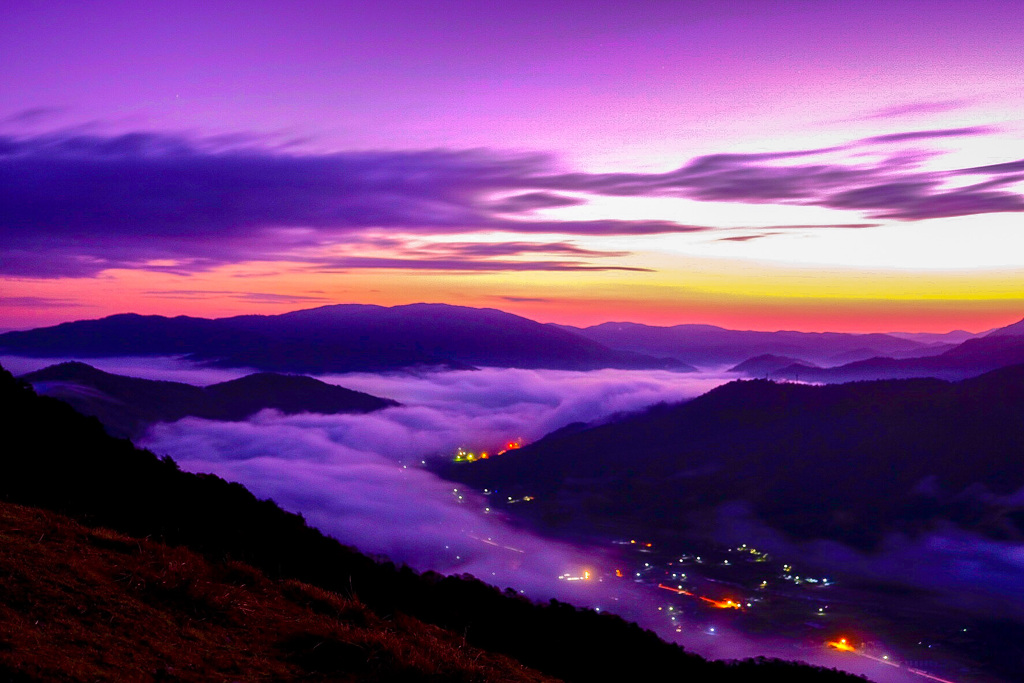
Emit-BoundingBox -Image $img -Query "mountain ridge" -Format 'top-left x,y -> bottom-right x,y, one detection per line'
443,364 -> 1024,549
0,304 -> 688,373
767,318 -> 1024,382
21,361 -> 398,438
555,321 -> 949,368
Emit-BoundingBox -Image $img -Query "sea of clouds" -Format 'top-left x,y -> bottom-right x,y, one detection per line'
3,353 -> 996,680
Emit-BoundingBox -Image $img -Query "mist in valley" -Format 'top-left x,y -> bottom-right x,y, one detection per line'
8,353 -> 1019,680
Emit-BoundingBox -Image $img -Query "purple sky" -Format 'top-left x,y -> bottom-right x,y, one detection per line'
2,0 -> 1023,331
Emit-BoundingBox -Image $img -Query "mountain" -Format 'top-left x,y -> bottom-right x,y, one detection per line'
0,304 -> 686,373
442,365 -> 1024,550
768,317 -> 1024,382
986,316 -> 1024,337
728,354 -> 815,377
887,329 -> 979,344
0,364 -> 858,682
557,321 -> 939,368
21,361 -> 398,438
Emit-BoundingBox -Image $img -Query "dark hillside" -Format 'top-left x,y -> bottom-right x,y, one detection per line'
0,501 -> 555,682
22,362 -> 397,438
0,364 -> 861,682
445,366 -> 1024,549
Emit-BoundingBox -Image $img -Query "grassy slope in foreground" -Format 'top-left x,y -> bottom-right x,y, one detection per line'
0,364 -> 861,682
0,501 -> 554,683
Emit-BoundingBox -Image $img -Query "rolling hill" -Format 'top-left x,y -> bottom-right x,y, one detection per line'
20,361 -> 398,438
443,365 -> 1024,549
0,304 -> 687,373
768,317 -> 1024,382
556,321 -> 947,368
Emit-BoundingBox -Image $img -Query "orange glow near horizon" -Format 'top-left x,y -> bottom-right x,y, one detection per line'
2,256 -> 1022,334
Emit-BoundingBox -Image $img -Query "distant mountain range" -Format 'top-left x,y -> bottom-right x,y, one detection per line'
556,321 -> 953,367
560,317 -> 1024,382
4,304 -> 1022,382
0,304 -> 687,373
442,364 -> 1024,550
727,354 -> 813,377
22,362 -> 398,438
765,318 -> 1024,382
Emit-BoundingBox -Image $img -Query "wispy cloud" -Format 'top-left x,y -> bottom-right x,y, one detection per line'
492,295 -> 556,303
0,296 -> 88,308
488,192 -> 585,213
545,147 -> 1024,220
1,126 -> 1019,278
146,290 -> 331,304
854,98 -> 971,121
859,126 -> 997,144
308,256 -> 652,273
0,107 -> 68,126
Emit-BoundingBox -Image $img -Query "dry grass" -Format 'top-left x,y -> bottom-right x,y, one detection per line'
0,501 -> 557,682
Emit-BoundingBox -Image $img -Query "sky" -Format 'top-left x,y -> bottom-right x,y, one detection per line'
2,0 -> 1023,332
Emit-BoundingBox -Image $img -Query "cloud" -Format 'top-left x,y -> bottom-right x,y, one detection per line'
308,256 -> 652,272
0,296 -> 88,308
2,126 -> 1021,277
715,234 -> 776,242
826,178 -> 1024,220
303,239 -> 639,272
0,107 -> 68,126
859,126 -> 998,144
492,296 -> 555,303
125,363 -> 931,681
547,147 -> 1024,221
959,158 -> 1024,175
854,98 -> 970,121
136,366 -> 727,595
488,191 -> 585,212
437,240 -> 630,258
147,289 -> 332,303
6,352 -> 958,680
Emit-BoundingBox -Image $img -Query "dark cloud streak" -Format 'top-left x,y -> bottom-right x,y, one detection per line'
854,98 -> 970,120
308,256 -> 653,273
859,126 -> 996,144
1,126 -> 1020,278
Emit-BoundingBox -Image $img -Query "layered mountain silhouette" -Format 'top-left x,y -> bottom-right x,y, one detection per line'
557,321 -> 953,368
22,361 -> 398,438
727,354 -> 814,377
767,317 -> 1024,382
0,304 -> 687,373
443,365 -> 1024,549
0,364 -> 859,683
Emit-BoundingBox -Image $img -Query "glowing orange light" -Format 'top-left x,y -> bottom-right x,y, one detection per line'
615,569 -> 623,577
700,596 -> 743,609
827,638 -> 855,652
